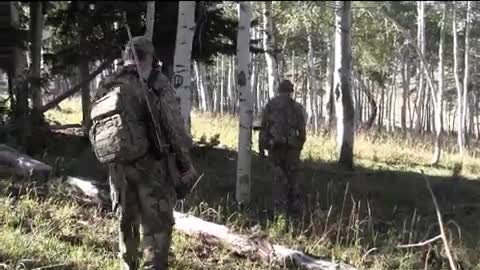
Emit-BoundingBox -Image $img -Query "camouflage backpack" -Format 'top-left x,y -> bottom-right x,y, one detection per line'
89,71 -> 150,164
266,96 -> 304,148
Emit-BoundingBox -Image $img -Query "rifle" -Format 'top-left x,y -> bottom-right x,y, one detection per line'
123,18 -> 180,188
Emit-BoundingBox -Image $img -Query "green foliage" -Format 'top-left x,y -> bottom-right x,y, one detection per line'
43,2 -> 244,76
352,5 -> 398,87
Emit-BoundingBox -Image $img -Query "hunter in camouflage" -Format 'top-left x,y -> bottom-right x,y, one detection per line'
93,36 -> 197,270
259,79 -> 306,217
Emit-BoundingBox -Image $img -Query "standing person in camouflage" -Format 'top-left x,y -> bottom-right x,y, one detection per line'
89,36 -> 197,270
259,79 -> 306,217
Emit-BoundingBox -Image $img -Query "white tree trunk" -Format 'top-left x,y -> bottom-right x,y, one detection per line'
213,57 -> 221,113
173,1 -> 196,130
145,1 -> 156,40
432,3 -> 446,165
194,61 -> 209,113
462,1 -> 471,150
452,4 -> 464,156
227,57 -> 234,113
414,1 -> 425,133
220,55 -> 225,115
305,21 -> 317,133
401,57 -> 410,134
262,1 -> 278,100
334,1 -> 354,169
236,1 -> 253,204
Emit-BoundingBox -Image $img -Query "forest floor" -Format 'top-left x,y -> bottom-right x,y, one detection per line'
1,97 -> 480,270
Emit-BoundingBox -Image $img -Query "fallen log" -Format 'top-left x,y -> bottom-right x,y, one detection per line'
174,211 -> 357,270
0,144 -> 52,179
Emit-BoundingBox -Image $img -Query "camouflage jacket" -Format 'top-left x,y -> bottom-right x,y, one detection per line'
259,95 -> 307,152
96,66 -> 193,172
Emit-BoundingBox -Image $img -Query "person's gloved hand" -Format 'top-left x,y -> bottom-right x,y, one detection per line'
175,164 -> 198,199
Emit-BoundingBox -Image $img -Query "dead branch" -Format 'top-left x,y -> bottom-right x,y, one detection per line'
423,174 -> 458,270
40,57 -> 115,113
397,234 -> 442,248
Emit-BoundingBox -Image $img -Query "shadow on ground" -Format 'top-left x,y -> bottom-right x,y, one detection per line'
5,129 -> 480,250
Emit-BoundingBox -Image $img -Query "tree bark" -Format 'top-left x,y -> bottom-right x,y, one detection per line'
30,1 -> 43,110
262,1 -> 278,100
334,1 -> 354,170
173,1 -> 196,129
236,2 -> 253,204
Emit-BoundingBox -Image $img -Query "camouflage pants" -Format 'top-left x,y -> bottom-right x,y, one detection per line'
109,155 -> 176,270
268,145 -> 302,217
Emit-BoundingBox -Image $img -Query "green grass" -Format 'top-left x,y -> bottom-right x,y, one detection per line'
2,98 -> 479,270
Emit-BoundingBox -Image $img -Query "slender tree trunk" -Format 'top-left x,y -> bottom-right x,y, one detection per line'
462,1 -> 471,149
30,1 -> 43,110
227,57 -> 234,114
194,61 -> 208,113
263,1 -> 278,99
414,1 -> 425,133
353,74 -> 360,125
213,58 -> 220,113
173,1 -> 196,129
378,87 -> 384,130
475,95 -> 480,140
220,55 -> 225,115
236,2 -> 253,204
388,72 -> 396,132
145,1 -> 155,40
401,57 -> 410,134
257,61 -> 263,113
361,79 -> 377,131
453,4 -> 464,156
468,96 -> 474,136
291,50 -> 295,82
334,1 -> 354,169
325,34 -> 335,130
424,85 -> 431,133
392,76 -> 397,132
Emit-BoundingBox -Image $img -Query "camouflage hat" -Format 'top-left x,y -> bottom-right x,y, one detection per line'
278,79 -> 294,93
124,36 -> 155,56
